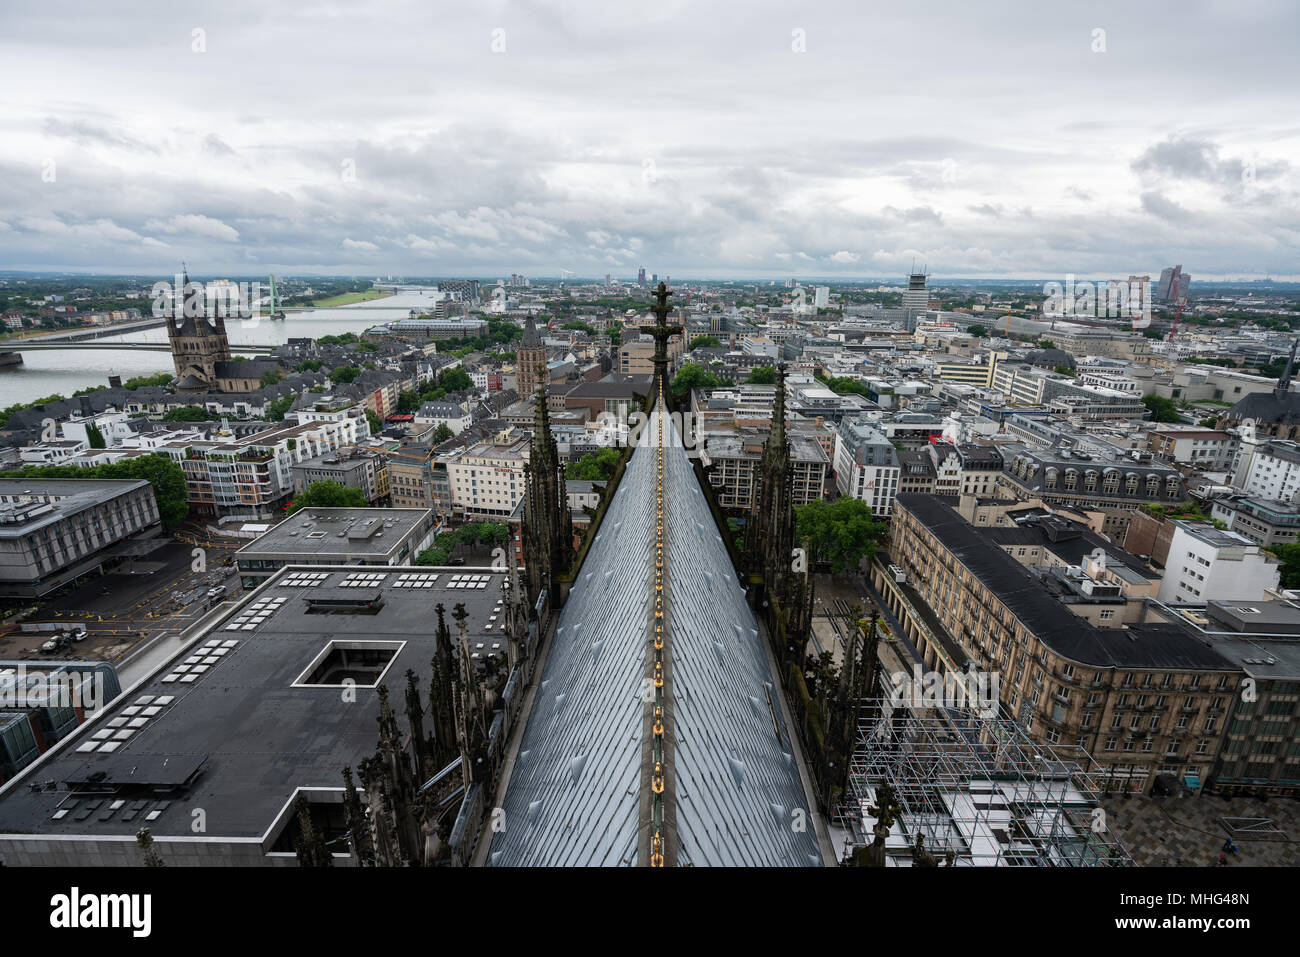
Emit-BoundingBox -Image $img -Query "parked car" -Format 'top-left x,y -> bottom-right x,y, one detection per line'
68,627 -> 87,643
207,585 -> 227,599
38,634 -> 70,654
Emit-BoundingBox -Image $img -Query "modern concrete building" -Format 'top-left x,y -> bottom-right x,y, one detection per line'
0,479 -> 161,598
0,564 -> 510,865
1155,522 -> 1281,605
234,507 -> 437,589
290,449 -> 388,505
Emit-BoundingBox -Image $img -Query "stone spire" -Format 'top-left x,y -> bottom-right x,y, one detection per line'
452,602 -> 489,787
640,282 -> 683,403
340,765 -> 375,866
1275,338 -> 1298,399
522,371 -> 574,607
428,603 -> 459,768
743,362 -> 813,664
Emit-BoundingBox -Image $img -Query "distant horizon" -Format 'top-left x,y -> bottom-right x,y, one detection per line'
1,268 -> 1298,288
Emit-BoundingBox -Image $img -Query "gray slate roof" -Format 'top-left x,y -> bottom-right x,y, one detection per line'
488,403 -> 820,866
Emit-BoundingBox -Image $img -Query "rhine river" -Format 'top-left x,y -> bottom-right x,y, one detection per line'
0,288 -> 442,409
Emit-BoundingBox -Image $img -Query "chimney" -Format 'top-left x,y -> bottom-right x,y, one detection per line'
108,375 -> 122,389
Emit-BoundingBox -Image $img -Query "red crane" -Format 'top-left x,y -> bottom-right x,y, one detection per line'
1167,295 -> 1187,341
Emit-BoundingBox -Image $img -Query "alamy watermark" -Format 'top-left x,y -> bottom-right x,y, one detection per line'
150,273 -> 273,327
0,664 -> 107,712
888,664 -> 1000,719
1042,275 -> 1152,328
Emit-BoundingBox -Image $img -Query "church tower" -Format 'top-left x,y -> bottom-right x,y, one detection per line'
167,265 -> 232,392
516,313 -> 547,399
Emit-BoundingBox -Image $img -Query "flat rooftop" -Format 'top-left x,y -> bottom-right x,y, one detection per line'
0,478 -> 154,539
0,564 -> 510,842
235,508 -> 434,558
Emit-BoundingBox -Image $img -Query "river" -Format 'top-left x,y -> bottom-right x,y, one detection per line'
0,288 -> 444,408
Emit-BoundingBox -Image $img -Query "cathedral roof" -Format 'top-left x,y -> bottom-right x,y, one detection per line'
488,402 -> 822,866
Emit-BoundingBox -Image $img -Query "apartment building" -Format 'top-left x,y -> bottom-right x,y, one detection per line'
156,417 -> 363,519
1240,439 -> 1300,502
1145,426 -> 1238,470
388,444 -> 438,513
996,444 -> 1187,539
1209,494 -> 1300,547
1197,600 -> 1300,796
1155,522 -> 1281,604
880,495 -> 1238,794
447,432 -> 530,520
699,430 -> 828,511
290,448 -> 389,504
832,416 -> 901,516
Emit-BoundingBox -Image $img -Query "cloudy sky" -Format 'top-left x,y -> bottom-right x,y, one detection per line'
1,0 -> 1297,279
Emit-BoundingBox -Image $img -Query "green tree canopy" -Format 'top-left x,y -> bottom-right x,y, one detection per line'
432,422 -> 453,444
794,498 -> 888,572
161,406 -> 210,422
1267,543 -> 1300,590
671,362 -> 722,399
966,324 -> 989,338
415,522 -> 510,565
566,447 -> 621,481
288,480 -> 369,514
745,365 -> 777,384
1141,393 -> 1181,423
689,334 -> 722,351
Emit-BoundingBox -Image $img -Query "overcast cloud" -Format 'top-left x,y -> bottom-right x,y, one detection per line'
1,0 -> 1298,279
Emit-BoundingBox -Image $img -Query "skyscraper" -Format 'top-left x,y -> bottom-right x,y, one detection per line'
1157,265 -> 1190,301
902,270 -> 928,312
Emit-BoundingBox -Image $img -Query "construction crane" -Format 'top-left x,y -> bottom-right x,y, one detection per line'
1167,294 -> 1187,341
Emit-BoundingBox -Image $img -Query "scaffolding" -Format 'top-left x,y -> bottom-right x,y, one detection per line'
837,699 -> 1133,866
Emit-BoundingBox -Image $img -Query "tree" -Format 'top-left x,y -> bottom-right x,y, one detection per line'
1267,543 -> 1300,590
259,369 -> 284,388
562,321 -> 596,335
365,409 -> 382,435
397,390 -> 421,414
671,362 -> 722,399
288,481 -> 369,514
432,422 -> 453,444
437,367 -> 473,393
689,334 -> 722,351
566,447 -> 621,481
161,406 -> 210,422
966,324 -> 989,338
265,395 -> 295,421
1142,393 -> 1181,423
415,522 -> 510,565
794,498 -> 888,572
123,371 -> 174,390
330,365 -> 360,384
745,365 -> 777,384
85,422 -> 106,449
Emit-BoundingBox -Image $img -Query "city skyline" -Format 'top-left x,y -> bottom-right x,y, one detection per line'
0,0 -> 1297,279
